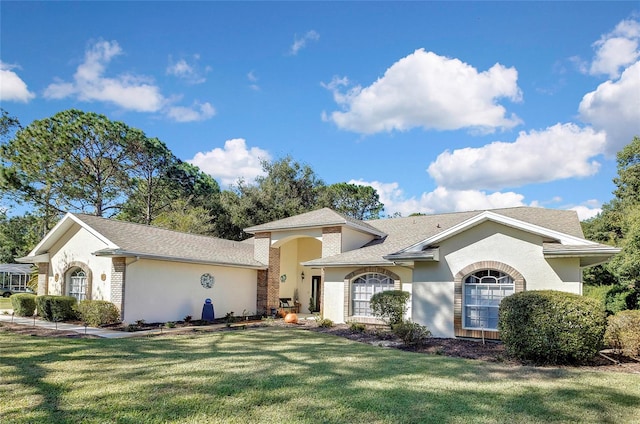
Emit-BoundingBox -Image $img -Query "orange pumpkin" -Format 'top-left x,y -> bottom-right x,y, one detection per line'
284,313 -> 298,324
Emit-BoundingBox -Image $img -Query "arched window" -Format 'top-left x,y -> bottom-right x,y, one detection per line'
68,269 -> 88,301
352,272 -> 394,317
463,269 -> 514,331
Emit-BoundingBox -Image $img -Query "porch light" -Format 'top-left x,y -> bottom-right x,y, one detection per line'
301,271 -> 305,281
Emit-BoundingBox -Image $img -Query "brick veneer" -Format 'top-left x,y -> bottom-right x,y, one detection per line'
322,226 -> 342,258
453,261 -> 525,339
37,263 -> 48,296
111,257 -> 126,319
255,231 -> 281,315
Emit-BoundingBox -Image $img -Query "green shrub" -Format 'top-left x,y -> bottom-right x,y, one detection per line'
605,285 -> 639,314
348,321 -> 366,333
370,290 -> 410,327
11,293 -> 36,317
498,290 -> 606,364
583,285 -> 610,308
36,295 -> 77,321
77,300 -> 121,327
393,320 -> 431,346
317,318 -> 334,328
604,310 -> 640,357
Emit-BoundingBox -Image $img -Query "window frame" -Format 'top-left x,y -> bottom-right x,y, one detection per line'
68,269 -> 88,301
463,269 -> 514,331
351,272 -> 395,317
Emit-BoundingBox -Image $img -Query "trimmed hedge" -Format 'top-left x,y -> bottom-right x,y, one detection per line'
604,310 -> 640,357
498,290 -> 606,364
370,290 -> 410,327
393,320 -> 431,346
77,300 -> 121,327
35,295 -> 78,322
11,293 -> 36,317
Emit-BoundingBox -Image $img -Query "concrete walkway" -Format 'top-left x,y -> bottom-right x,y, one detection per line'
0,312 -> 190,338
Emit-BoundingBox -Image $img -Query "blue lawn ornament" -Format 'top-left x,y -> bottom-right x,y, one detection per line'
202,298 -> 214,321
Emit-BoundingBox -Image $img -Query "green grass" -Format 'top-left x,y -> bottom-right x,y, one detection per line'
1,327 -> 639,424
0,297 -> 12,309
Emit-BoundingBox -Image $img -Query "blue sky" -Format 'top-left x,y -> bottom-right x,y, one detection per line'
1,2 -> 639,220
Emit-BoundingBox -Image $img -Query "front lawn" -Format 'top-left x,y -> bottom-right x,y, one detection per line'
0,297 -> 12,309
1,326 -> 638,423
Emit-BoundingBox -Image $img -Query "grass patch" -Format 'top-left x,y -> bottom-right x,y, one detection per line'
0,297 -> 12,310
1,327 -> 639,423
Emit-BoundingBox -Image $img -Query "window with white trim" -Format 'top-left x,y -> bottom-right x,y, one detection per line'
351,273 -> 394,317
464,270 -> 514,331
68,269 -> 87,301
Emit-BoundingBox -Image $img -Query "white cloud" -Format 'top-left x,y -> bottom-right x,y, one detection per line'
579,60 -> 640,156
166,102 -> 216,122
247,71 -> 260,91
166,55 -> 209,84
350,179 -> 526,217
289,30 -> 320,55
188,138 -> 271,187
570,203 -> 602,221
44,40 -> 166,112
427,123 -> 606,190
323,49 -> 523,135
590,18 -> 640,78
0,62 -> 35,102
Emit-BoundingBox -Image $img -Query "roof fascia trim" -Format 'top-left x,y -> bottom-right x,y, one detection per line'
394,211 -> 592,255
92,249 -> 267,270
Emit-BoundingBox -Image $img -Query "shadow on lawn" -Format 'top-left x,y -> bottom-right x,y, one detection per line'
1,327 -> 638,423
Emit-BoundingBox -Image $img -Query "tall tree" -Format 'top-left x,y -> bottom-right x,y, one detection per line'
0,108 -> 21,143
0,212 -> 41,263
319,182 -> 384,220
582,136 -> 640,307
120,137 -> 181,225
1,109 -> 145,223
221,156 -> 325,239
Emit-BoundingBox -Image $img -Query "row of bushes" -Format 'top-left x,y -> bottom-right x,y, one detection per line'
499,290 -> 640,364
370,289 -> 638,364
583,284 -> 639,314
10,293 -> 120,327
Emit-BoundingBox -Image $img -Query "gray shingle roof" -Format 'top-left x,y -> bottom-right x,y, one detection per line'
73,214 -> 266,268
303,207 -> 587,267
244,207 -> 386,237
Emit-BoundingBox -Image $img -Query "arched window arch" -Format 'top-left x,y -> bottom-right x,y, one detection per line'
351,272 -> 395,317
463,269 -> 514,331
68,268 -> 88,301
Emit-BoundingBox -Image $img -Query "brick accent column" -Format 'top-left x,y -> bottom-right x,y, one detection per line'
322,226 -> 342,257
111,258 -> 126,320
257,270 -> 269,314
267,247 -> 281,311
37,263 -> 49,296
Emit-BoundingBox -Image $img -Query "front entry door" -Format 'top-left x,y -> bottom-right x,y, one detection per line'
311,276 -> 321,313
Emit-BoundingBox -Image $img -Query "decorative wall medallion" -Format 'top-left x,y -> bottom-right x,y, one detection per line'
200,273 -> 214,289
54,273 -> 59,282
101,273 -> 107,281
280,274 -> 287,283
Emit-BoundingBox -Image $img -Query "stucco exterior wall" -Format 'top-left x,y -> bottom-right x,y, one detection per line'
124,259 -> 257,323
341,228 -> 375,253
411,221 -> 583,338
47,225 -> 113,300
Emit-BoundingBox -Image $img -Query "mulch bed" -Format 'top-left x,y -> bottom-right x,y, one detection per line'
2,319 -> 639,374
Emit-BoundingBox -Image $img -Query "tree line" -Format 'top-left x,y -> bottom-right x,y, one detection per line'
0,108 -> 384,262
581,136 -> 640,311
1,108 -> 638,310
